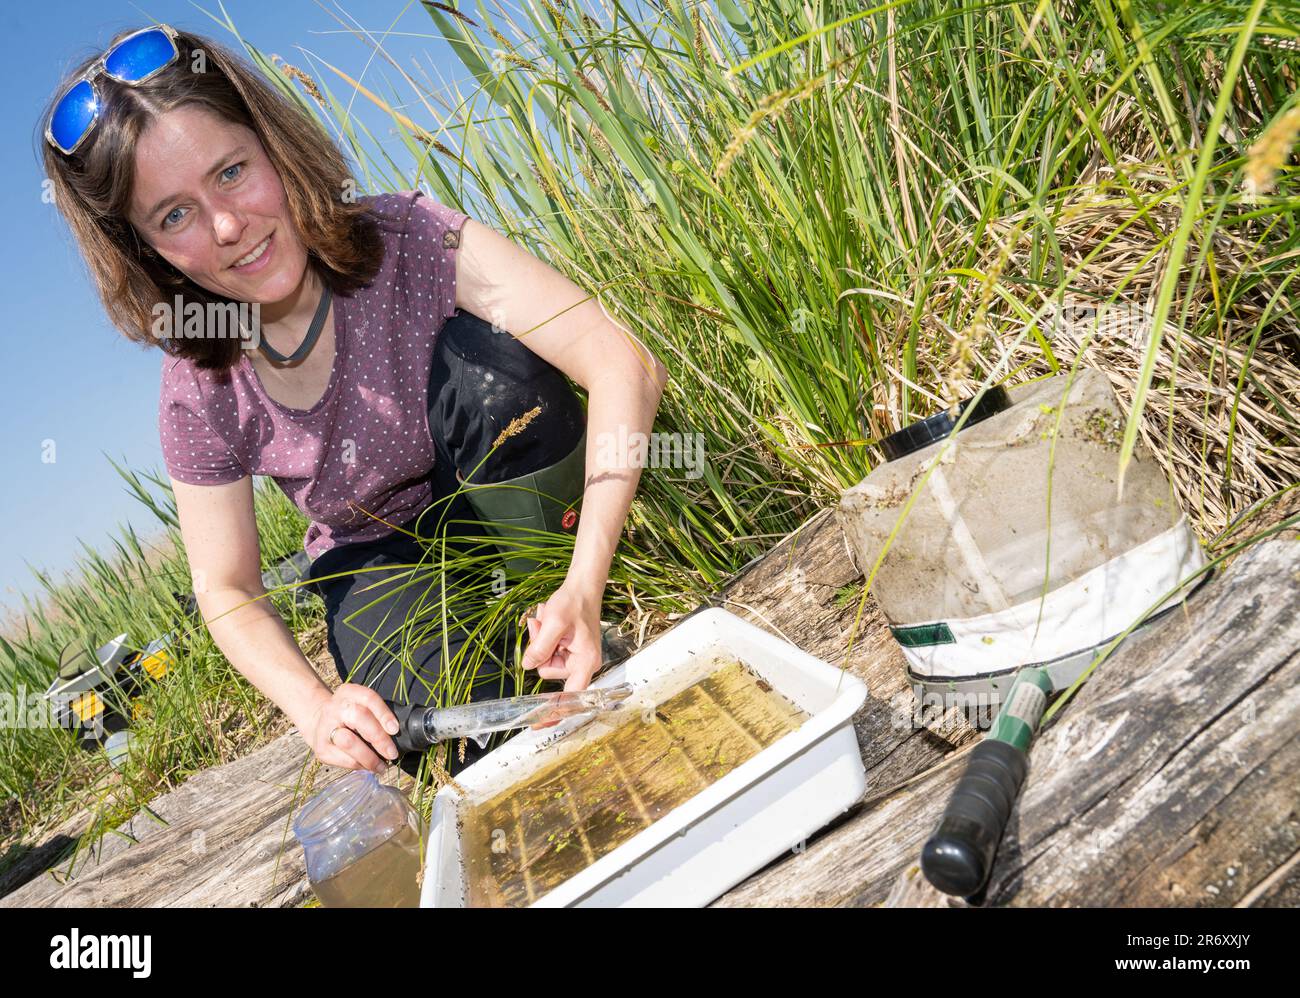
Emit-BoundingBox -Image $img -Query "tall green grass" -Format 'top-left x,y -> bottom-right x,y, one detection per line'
257,0 -> 1298,719
254,0 -> 1299,523
201,0 -> 1297,790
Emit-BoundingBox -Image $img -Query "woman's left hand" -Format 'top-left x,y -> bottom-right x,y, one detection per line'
521,579 -> 604,696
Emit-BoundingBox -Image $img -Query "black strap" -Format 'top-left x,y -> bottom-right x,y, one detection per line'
257,285 -> 332,364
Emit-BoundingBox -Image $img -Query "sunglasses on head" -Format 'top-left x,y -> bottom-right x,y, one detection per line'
46,24 -> 181,156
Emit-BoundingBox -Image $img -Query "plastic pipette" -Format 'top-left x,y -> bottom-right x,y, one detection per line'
384,684 -> 635,753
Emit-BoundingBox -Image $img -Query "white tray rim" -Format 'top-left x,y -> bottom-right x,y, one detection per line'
421,607 -> 868,907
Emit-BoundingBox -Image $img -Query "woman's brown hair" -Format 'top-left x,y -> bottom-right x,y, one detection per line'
40,26 -> 387,371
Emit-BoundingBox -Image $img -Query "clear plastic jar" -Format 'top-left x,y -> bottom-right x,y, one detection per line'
293,770 -> 424,908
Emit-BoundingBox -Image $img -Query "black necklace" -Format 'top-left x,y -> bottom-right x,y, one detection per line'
257,285 -> 332,364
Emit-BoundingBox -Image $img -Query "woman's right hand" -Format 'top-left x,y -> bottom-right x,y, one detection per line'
304,683 -> 401,774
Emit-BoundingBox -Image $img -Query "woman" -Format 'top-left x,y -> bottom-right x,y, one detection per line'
41,25 -> 668,778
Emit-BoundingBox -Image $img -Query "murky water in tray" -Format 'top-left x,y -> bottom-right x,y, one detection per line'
460,659 -> 809,907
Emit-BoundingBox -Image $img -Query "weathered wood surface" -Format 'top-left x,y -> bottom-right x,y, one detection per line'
0,805 -> 98,899
0,728 -> 416,907
980,534 -> 1298,907
3,502 -> 1295,907
714,529 -> 1300,907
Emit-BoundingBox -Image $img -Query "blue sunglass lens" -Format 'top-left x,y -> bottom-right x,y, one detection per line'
104,29 -> 176,82
50,79 -> 98,153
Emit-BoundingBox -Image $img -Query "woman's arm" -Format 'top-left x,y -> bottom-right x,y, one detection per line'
172,477 -> 401,771
453,218 -> 670,689
567,354 -> 666,595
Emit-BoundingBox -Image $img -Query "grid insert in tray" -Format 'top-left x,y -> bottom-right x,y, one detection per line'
460,659 -> 809,907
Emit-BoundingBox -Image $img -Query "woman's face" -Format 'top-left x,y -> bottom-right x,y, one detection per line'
126,105 -> 309,308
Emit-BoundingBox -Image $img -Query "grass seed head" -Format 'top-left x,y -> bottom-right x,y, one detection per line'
493,406 -> 542,450
1243,106 -> 1300,200
271,56 -> 327,109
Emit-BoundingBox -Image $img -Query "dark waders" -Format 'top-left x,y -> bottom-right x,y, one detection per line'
304,308 -> 588,777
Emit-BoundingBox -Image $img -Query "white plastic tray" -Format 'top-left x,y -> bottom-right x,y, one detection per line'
418,607 -> 869,907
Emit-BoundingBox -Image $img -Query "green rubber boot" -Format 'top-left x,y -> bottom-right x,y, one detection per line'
458,428 -> 587,578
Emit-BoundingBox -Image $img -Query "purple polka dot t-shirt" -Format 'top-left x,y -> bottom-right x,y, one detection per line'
157,190 -> 470,559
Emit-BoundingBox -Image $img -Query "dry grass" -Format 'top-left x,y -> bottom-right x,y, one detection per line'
914,169 -> 1299,540
0,527 -> 181,642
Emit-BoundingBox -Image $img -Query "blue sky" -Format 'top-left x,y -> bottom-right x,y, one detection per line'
0,0 -> 487,622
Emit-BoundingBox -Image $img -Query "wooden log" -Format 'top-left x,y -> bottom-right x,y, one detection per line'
713,531 -> 1299,907
8,501 -> 1291,907
0,807 -> 96,899
979,535 -> 1299,907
